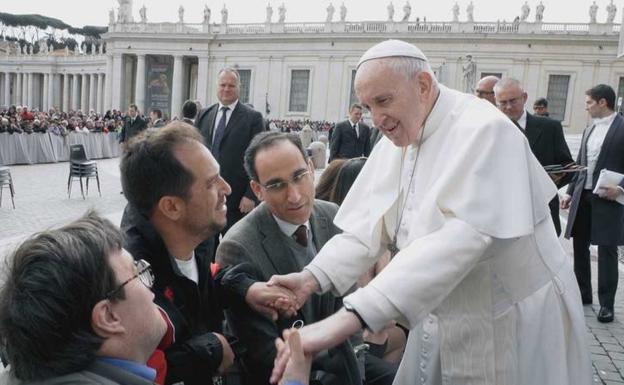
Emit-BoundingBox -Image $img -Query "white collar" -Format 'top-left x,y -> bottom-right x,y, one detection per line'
593,112 -> 616,126
411,85 -> 449,149
517,110 -> 527,130
219,99 -> 239,112
348,119 -> 359,126
272,214 -> 311,238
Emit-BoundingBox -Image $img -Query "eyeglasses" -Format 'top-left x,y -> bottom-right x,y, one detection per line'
475,90 -> 494,96
497,96 -> 523,108
105,259 -> 154,299
258,169 -> 311,194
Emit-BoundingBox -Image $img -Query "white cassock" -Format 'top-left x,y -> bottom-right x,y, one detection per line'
306,85 -> 591,385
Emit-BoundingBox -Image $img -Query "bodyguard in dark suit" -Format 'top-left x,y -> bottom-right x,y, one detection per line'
195,68 -> 265,233
495,78 -> 573,236
561,84 -> 624,323
329,103 -> 371,162
119,104 -> 147,145
217,132 -> 395,385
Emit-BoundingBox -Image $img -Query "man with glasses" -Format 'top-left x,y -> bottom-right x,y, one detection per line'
120,123 -> 292,385
474,75 -> 499,105
216,131 -> 396,385
0,212 -> 167,385
494,77 -> 573,236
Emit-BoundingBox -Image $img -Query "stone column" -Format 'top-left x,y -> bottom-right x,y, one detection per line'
62,74 -> 70,112
135,54 -> 146,113
171,55 -> 184,119
26,73 -> 33,108
47,73 -> 55,111
3,73 -> 10,106
97,73 -> 104,113
16,73 -> 22,106
22,73 -> 28,107
71,74 -> 80,111
111,54 -> 123,111
81,73 -> 88,112
43,73 -> 49,111
89,73 -> 97,112
104,54 -> 113,111
197,56 -> 209,107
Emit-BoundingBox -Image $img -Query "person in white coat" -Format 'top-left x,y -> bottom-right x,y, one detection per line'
269,39 -> 591,385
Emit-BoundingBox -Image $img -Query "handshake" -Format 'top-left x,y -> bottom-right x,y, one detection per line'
244,270 -> 320,321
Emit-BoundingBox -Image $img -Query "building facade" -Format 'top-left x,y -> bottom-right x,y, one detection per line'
1,15 -> 623,134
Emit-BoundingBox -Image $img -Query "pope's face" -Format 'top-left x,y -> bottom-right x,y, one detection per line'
355,60 -> 432,147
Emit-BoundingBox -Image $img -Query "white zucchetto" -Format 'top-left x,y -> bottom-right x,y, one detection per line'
357,39 -> 428,69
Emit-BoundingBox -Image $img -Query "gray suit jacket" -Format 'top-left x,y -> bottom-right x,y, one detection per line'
216,200 -> 361,385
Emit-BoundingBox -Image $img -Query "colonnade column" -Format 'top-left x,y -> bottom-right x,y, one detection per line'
80,74 -> 88,112
96,73 -> 104,113
197,56 -> 209,107
22,73 -> 28,107
3,72 -> 10,107
111,54 -> 123,110
42,73 -> 49,111
170,55 -> 184,119
16,73 -> 22,106
71,74 -> 80,111
89,73 -> 97,113
62,74 -> 70,112
47,73 -> 55,111
104,54 -> 113,111
135,54 -> 146,113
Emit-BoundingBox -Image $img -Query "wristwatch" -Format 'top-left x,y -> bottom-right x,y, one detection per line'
344,302 -> 368,330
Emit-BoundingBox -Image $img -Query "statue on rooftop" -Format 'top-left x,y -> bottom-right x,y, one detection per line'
607,0 -> 617,23
278,3 -> 286,23
203,5 -> 211,24
387,2 -> 395,22
266,3 -> 273,23
535,1 -> 545,22
589,1 -> 598,24
466,1 -> 474,22
178,5 -> 185,23
402,1 -> 411,22
340,3 -> 347,22
221,4 -> 228,25
139,5 -> 147,23
452,2 -> 459,22
520,1 -> 530,22
326,2 -> 335,22
117,0 -> 134,23
109,8 -> 116,25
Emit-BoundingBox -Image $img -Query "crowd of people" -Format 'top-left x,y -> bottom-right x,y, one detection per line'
3,39 -> 624,385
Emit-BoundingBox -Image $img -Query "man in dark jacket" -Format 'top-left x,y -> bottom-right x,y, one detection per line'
120,122 -> 294,385
119,104 -> 147,147
329,104 -> 371,162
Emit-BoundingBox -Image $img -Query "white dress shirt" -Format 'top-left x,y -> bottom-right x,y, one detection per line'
585,112 -> 616,189
212,99 -> 239,142
348,119 -> 360,138
516,110 -> 528,130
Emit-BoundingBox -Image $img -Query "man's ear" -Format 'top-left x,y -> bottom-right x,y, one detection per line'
416,71 -> 434,98
250,180 -> 264,202
307,159 -> 315,182
156,196 -> 185,221
91,300 -> 125,338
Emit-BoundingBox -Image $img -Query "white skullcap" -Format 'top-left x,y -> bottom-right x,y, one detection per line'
357,39 -> 428,69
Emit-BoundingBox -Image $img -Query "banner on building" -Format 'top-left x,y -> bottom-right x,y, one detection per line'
145,55 -> 173,118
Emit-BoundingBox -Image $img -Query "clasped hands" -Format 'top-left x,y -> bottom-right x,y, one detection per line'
245,270 -> 319,321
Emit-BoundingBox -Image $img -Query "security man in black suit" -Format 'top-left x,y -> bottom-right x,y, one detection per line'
495,78 -> 574,236
195,67 -> 265,234
119,103 -> 147,147
561,84 -> 624,323
329,103 -> 371,162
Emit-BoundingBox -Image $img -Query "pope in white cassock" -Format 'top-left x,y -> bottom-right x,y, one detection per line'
269,40 -> 591,385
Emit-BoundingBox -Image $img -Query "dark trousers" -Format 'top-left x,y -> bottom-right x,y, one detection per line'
572,190 -> 619,308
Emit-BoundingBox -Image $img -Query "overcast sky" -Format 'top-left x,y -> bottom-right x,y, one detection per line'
2,0 -> 618,28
